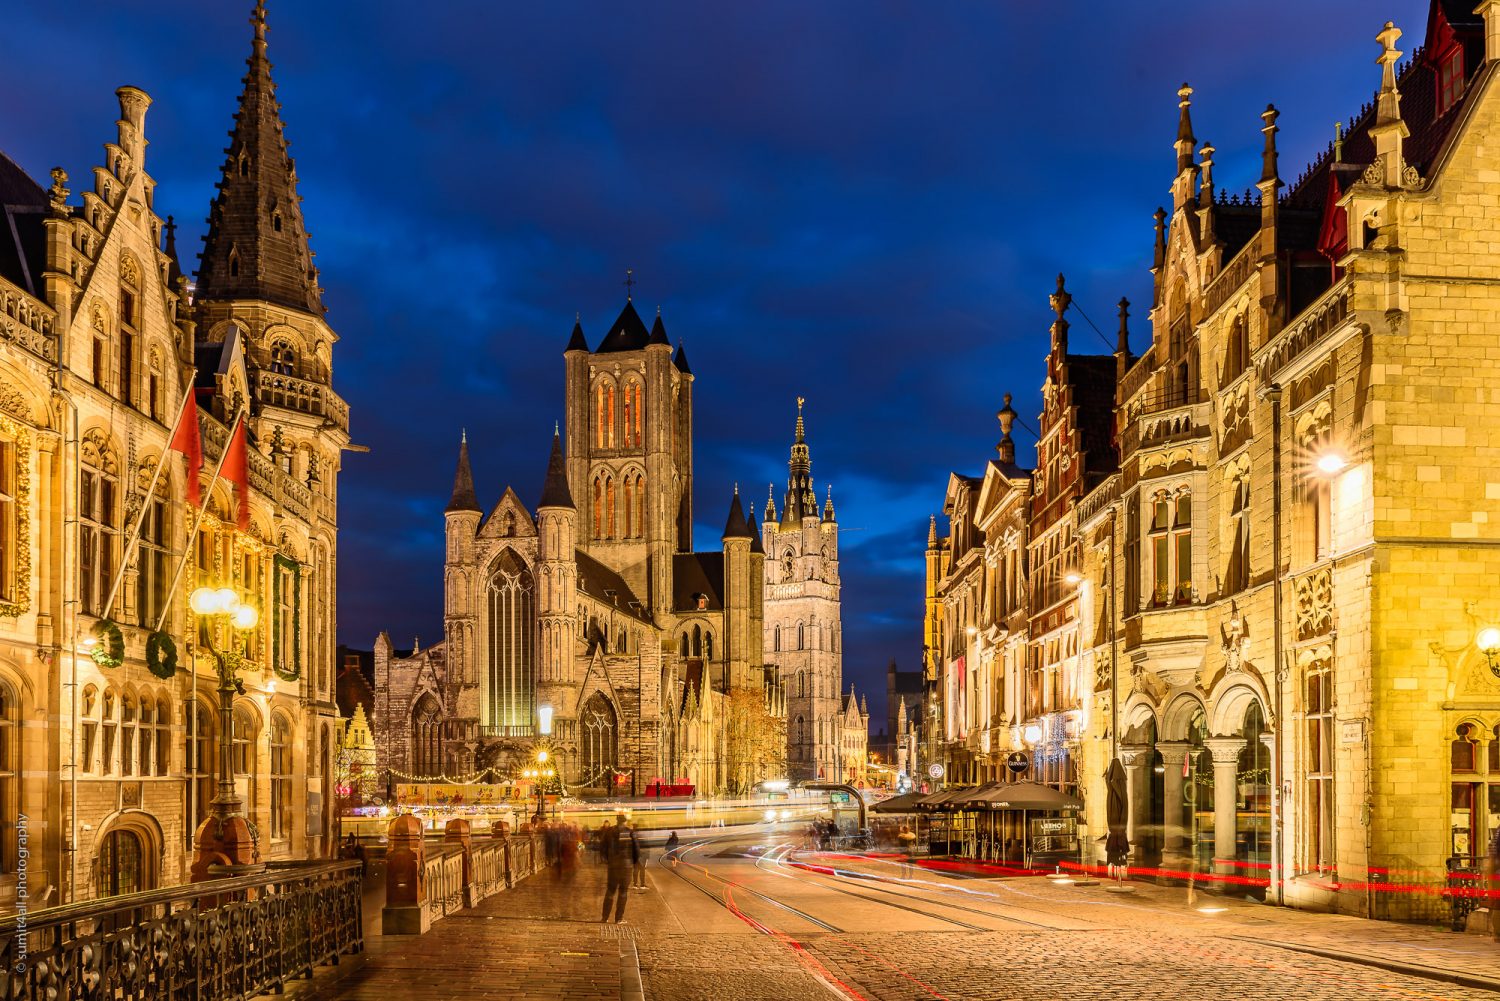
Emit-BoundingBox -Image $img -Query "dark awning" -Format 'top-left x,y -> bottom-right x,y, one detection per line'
967,781 -> 1083,811
871,792 -> 927,813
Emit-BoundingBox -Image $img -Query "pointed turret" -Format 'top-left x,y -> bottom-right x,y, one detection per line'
162,214 -> 184,287
673,340 -> 692,374
649,307 -> 670,345
823,484 -> 836,522
1175,83 -> 1196,174
1369,21 -> 1410,187
722,487 -> 752,540
537,428 -> 574,510
595,300 -> 651,353
927,514 -> 938,548
196,1 -> 323,315
996,393 -> 1018,466
566,314 -> 589,352
446,431 -> 480,513
1114,298 -> 1132,382
764,483 -> 777,524
748,502 -> 765,554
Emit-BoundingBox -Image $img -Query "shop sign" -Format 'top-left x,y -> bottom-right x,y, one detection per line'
1005,751 -> 1030,775
1340,720 -> 1363,744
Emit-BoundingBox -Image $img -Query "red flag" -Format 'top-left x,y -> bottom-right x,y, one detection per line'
223,418 -> 250,530
1316,170 -> 1348,280
169,392 -> 203,508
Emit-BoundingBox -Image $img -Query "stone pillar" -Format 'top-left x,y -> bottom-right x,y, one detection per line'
1206,737 -> 1247,877
1156,742 -> 1192,857
1118,744 -> 1150,859
445,818 -> 475,907
382,814 -> 430,935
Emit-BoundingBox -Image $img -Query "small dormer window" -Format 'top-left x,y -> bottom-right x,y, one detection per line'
273,213 -> 283,233
1439,47 -> 1464,116
239,156 -> 249,178
695,594 -> 708,611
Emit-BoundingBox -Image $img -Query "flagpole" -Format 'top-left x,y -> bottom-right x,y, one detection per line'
155,409 -> 244,635
99,378 -> 197,621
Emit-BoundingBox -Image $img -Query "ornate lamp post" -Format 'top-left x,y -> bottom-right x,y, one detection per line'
188,584 -> 263,880
523,749 -> 555,824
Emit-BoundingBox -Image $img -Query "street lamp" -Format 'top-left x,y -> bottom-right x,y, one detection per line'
1314,451 -> 1348,475
1478,627 -> 1500,677
523,751 -> 555,824
188,584 -> 261,878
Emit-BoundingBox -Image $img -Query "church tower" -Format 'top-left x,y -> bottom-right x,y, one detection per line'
562,293 -> 691,617
763,399 -> 843,781
194,0 -> 348,698
443,433 -> 481,687
536,429 -> 578,691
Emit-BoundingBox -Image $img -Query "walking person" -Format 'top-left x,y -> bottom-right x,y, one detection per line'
898,823 -> 918,879
630,823 -> 648,890
599,813 -> 631,923
665,831 -> 680,855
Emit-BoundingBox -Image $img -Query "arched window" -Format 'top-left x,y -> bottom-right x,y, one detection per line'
270,712 -> 293,840
623,476 -> 634,538
595,381 -> 616,449
774,625 -> 781,652
97,828 -> 146,898
186,699 -> 213,839
605,477 -> 616,538
412,694 -> 441,776
634,475 -> 645,538
139,465 -> 169,628
486,550 -> 535,733
0,681 -> 16,873
81,684 -> 99,774
692,625 -> 702,658
1453,723 -> 1480,772
593,478 -> 603,539
270,340 -> 297,376
80,431 -> 119,616
679,632 -> 689,657
101,688 -> 118,775
580,692 -> 618,785
118,256 -> 140,407
136,695 -> 153,777
797,623 -> 805,650
155,694 -> 170,776
233,705 -> 257,811
796,672 -> 806,699
1226,461 -> 1251,594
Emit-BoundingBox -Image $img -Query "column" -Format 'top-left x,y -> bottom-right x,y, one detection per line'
1206,737 -> 1247,875
1156,742 -> 1192,856
1119,744 -> 1150,857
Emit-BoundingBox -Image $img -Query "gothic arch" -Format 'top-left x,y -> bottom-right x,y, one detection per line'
579,691 -> 618,786
1208,680 -> 1268,737
1160,690 -> 1207,742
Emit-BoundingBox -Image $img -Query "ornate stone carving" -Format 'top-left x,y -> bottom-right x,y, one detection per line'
1220,600 -> 1251,673
1361,155 -> 1387,187
0,413 -> 31,617
1294,567 -> 1332,641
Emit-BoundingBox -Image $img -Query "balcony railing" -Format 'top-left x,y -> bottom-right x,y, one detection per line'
0,859 -> 363,1001
251,370 -> 350,433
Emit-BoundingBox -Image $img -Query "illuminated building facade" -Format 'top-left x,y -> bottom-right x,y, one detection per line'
927,1 -> 1500,917
375,303 -> 785,796
0,1 -> 346,912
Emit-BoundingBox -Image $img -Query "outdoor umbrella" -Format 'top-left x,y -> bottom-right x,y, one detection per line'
1104,758 -> 1130,867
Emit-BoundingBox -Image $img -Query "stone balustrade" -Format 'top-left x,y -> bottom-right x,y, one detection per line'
381,815 -> 547,936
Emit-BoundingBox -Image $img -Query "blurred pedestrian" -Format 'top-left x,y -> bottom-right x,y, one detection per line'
599,813 -> 631,923
898,824 -> 917,878
665,831 -> 680,854
631,824 -> 648,889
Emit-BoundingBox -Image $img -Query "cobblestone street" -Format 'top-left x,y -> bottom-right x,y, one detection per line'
279,832 -> 1500,1000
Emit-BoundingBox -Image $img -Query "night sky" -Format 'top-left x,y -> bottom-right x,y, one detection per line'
2,1 -> 1430,728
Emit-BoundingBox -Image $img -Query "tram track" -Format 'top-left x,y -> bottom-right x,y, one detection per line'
659,838 -> 844,933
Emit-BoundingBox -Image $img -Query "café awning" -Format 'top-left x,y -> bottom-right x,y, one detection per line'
871,792 -> 928,813
967,781 -> 1082,811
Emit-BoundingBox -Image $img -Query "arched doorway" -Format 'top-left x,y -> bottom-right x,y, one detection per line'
580,693 -> 618,788
96,826 -> 149,898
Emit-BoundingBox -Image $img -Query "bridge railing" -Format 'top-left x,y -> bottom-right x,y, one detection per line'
0,859 -> 363,1001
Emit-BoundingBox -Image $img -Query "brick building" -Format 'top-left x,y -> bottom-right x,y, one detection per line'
0,1 -> 346,912
926,1 -> 1500,917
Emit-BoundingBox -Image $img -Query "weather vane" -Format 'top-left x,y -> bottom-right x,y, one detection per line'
624,269 -> 636,300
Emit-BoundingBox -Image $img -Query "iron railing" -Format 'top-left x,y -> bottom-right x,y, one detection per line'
0,859 -> 363,1001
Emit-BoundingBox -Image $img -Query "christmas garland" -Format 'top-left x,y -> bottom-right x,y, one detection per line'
90,618 -> 124,669
272,554 -> 302,682
145,631 -> 178,679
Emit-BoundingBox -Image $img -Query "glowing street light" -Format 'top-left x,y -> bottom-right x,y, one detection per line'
1064,572 -> 1083,587
1478,627 -> 1500,677
1315,452 -> 1348,476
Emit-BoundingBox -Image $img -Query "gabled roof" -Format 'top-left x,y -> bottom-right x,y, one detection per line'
1063,354 -> 1119,484
537,430 -> 574,510
477,486 -> 535,539
721,490 -> 752,540
0,151 -> 47,298
594,300 -> 651,353
576,548 -> 652,622
195,2 -> 323,315
673,552 -> 724,612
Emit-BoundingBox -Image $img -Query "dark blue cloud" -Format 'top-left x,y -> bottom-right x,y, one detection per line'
0,0 -> 1428,724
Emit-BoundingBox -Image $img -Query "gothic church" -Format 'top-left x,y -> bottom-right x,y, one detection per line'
376,300 -> 787,796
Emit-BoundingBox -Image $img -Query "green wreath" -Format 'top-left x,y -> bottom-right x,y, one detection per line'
145,631 -> 178,679
90,618 -> 124,669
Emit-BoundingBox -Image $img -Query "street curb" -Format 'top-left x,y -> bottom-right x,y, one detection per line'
1243,937 -> 1500,995
621,933 -> 645,1001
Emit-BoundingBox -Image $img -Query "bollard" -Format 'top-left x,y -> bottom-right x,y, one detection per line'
445,818 -> 476,908
382,813 -> 430,935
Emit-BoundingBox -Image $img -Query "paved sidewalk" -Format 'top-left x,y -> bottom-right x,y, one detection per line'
281,859 -> 640,1000
830,852 -> 1500,991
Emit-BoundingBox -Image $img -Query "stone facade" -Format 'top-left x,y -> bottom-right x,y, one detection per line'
0,2 -> 345,913
375,304 -> 785,797
762,400 -> 848,781
925,1 -> 1500,918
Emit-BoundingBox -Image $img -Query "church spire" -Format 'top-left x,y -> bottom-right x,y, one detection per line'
537,427 -> 574,510
446,432 -> 480,513
196,0 -> 323,315
782,396 -> 817,524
